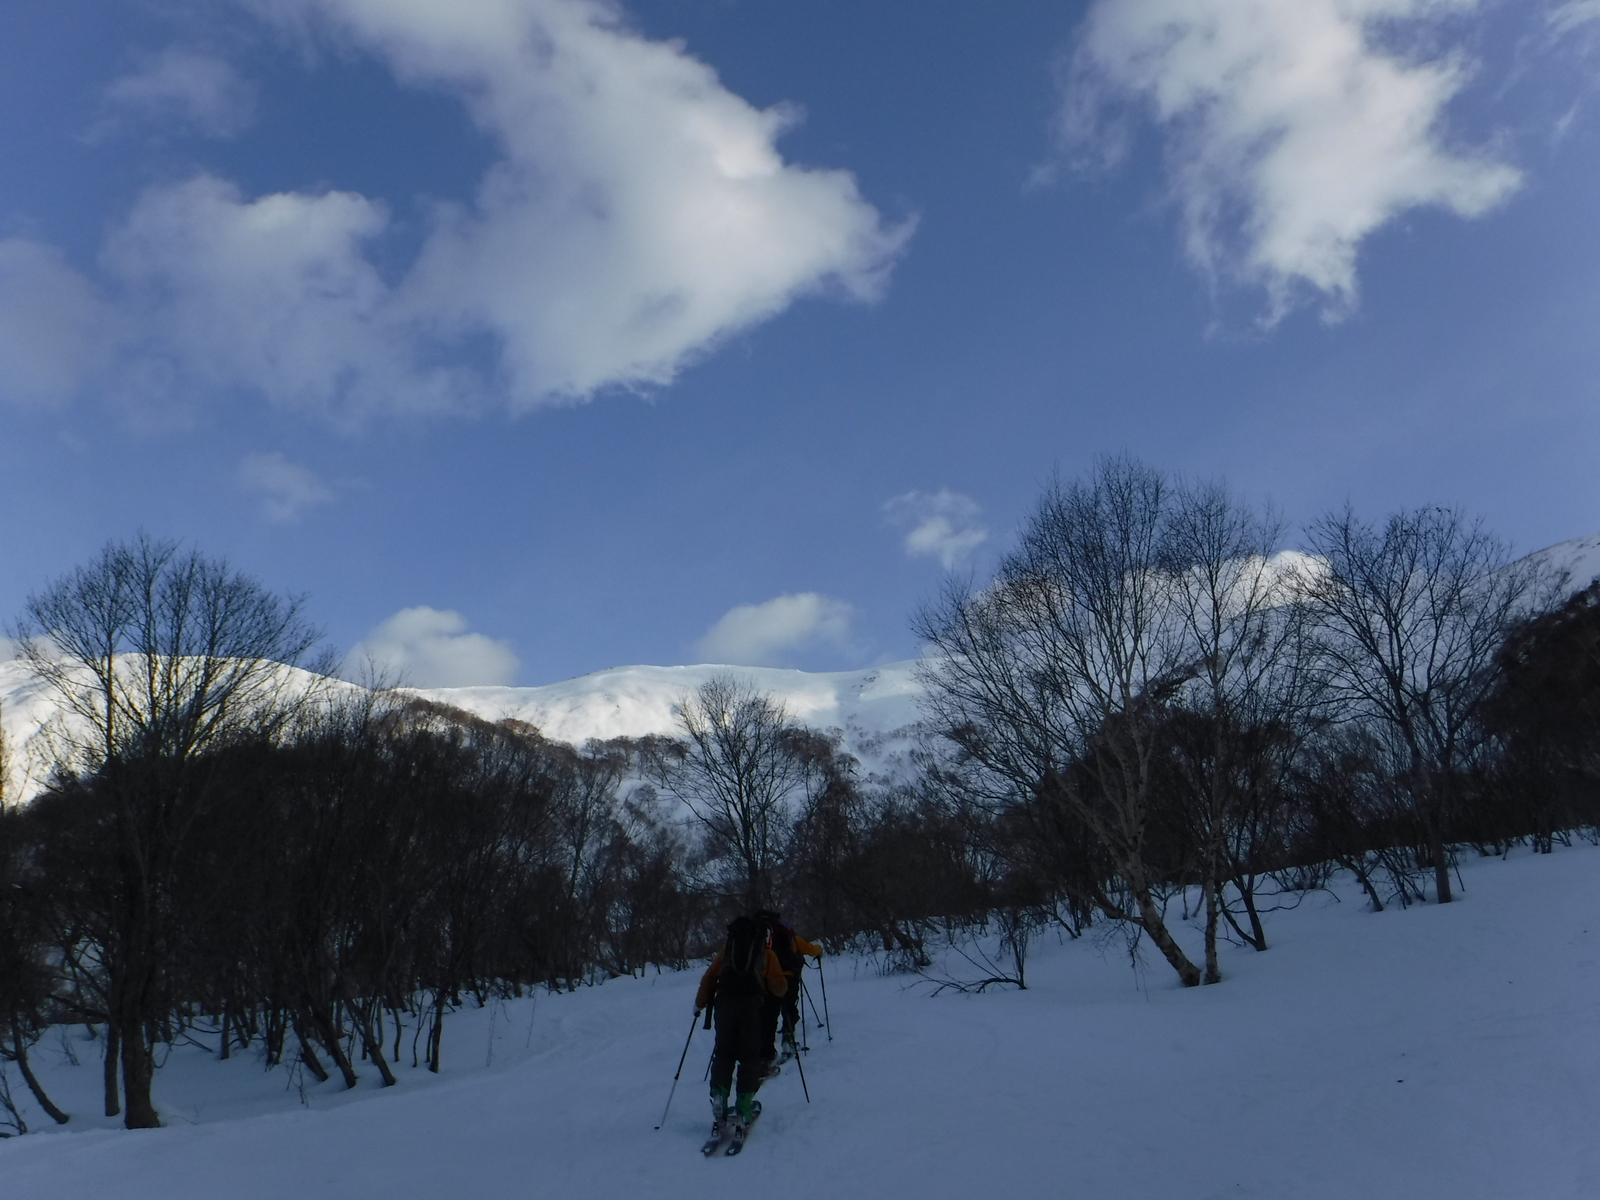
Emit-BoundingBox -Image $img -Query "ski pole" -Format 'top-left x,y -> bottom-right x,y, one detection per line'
654,1011 -> 700,1130
800,977 -> 824,1038
791,1023 -> 811,1103
815,957 -> 833,1041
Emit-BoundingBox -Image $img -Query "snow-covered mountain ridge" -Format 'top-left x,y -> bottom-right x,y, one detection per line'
0,658 -> 926,804
6,527 -> 1599,804
410,659 -> 925,767
1516,529 -> 1600,594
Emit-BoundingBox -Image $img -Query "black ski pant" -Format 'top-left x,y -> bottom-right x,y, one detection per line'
763,974 -> 801,1057
711,994 -> 768,1096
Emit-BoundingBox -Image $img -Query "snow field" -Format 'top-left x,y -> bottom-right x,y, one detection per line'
2,843 -> 1598,1199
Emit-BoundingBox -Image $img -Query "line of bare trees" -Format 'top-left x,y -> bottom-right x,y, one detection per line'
912,456 -> 1571,989
1,685 -> 717,1130
0,538 -> 940,1131
0,539 -> 729,1130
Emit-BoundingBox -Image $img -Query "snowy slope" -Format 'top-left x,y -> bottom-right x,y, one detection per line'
0,659 -> 65,804
0,658 -> 924,806
0,660 -> 363,806
1516,529 -> 1600,592
1,845 -> 1597,1199
0,657 -> 926,804
411,660 -> 926,775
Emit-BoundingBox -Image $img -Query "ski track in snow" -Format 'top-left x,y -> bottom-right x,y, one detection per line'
2,844 -> 1599,1199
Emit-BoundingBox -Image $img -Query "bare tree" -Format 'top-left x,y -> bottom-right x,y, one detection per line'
915,456 -> 1206,986
1303,507 -> 1547,904
650,675 -> 813,910
14,535 -> 326,1127
1161,481 -> 1325,980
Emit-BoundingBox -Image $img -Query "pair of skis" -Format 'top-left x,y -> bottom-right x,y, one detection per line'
701,1101 -> 761,1157
703,1050 -> 783,1154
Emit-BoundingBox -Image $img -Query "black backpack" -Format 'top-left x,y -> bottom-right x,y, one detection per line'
717,916 -> 768,998
757,910 -> 802,975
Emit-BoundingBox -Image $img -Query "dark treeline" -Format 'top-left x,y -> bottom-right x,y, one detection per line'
4,461 -> 1600,1130
12,694 -> 701,1103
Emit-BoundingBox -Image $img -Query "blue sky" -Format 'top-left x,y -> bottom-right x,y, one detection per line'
3,0 -> 1599,686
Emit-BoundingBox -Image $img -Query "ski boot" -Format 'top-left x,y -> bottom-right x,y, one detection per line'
701,1088 -> 731,1156
726,1094 -> 761,1156
777,1031 -> 799,1065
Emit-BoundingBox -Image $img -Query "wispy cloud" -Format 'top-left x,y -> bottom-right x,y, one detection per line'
694,593 -> 856,667
91,48 -> 258,141
236,451 -> 336,522
0,0 -> 909,419
884,489 -> 988,570
1060,0 -> 1522,321
350,606 -> 520,687
1552,0 -> 1600,34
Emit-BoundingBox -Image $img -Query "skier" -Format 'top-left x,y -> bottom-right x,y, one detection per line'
754,910 -> 822,1065
694,914 -> 788,1153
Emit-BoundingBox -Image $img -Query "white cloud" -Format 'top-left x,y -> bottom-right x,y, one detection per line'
340,0 -> 913,404
1063,0 -> 1522,319
350,606 -> 520,687
694,593 -> 856,667
95,48 -> 258,139
236,451 -> 336,521
0,0 -> 908,417
0,239 -> 108,409
884,489 -> 988,570
101,174 -> 466,416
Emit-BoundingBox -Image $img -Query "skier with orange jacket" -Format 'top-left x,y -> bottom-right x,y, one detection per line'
695,915 -> 787,1148
754,910 -> 821,1064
